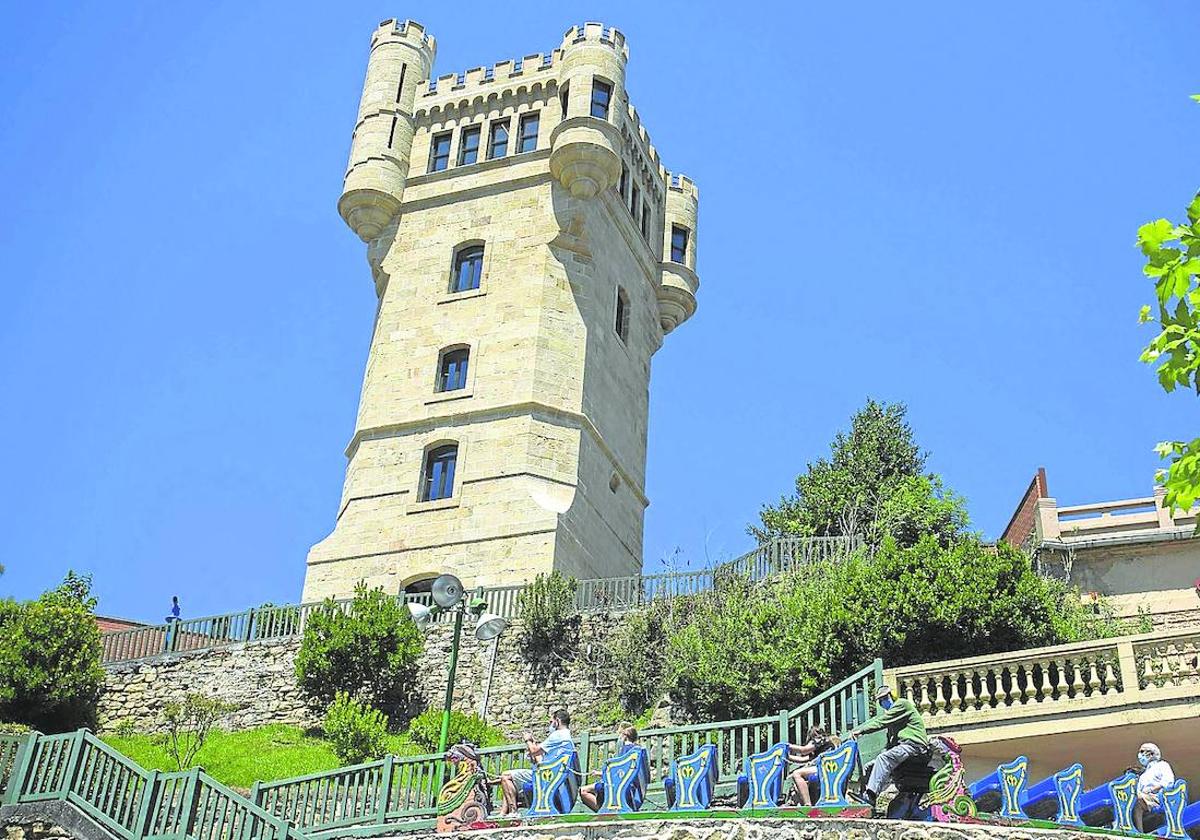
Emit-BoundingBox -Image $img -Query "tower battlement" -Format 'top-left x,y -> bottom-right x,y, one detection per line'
560,22 -> 629,60
370,18 -> 435,52
668,173 -> 699,200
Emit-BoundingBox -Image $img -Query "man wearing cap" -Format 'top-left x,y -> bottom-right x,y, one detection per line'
848,685 -> 929,814
1133,742 -> 1174,832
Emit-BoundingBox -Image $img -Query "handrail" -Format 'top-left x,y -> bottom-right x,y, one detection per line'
100,537 -> 861,665
0,729 -> 300,840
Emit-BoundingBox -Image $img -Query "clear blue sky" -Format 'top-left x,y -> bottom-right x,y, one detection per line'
0,2 -> 1196,621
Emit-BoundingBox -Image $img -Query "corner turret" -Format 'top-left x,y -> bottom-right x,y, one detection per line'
658,174 -> 700,334
549,23 -> 627,198
338,19 -> 436,243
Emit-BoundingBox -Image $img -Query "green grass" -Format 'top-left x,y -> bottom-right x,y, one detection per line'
102,724 -> 431,791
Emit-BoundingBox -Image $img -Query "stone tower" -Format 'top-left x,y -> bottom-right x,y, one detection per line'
302,20 -> 701,602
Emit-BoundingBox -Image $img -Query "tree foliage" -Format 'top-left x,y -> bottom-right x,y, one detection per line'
660,538 -> 1132,722
751,400 -> 968,547
1137,122 -> 1200,514
295,583 -> 423,718
0,572 -> 105,732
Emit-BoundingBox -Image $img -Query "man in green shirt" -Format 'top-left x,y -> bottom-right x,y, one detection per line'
848,684 -> 929,813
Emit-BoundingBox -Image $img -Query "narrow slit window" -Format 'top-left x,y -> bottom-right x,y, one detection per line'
630,183 -> 640,221
618,163 -> 628,199
489,120 -> 509,159
451,245 -> 484,293
590,80 -> 612,119
641,201 -> 651,241
395,64 -> 407,101
615,288 -> 630,343
517,112 -> 539,153
429,132 -> 452,172
671,225 -> 689,264
420,444 -> 458,502
437,348 -> 470,392
560,83 -> 570,118
458,125 -> 481,165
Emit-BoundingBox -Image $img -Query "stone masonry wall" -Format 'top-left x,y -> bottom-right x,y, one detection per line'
99,614 -> 627,738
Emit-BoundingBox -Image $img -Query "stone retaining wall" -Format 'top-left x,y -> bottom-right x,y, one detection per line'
99,614 -> 630,738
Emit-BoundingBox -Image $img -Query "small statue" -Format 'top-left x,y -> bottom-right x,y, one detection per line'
436,742 -> 495,833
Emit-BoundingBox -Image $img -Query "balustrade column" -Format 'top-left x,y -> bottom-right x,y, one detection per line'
1116,640 -> 1141,699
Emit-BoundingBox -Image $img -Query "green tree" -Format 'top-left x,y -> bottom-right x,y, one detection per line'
294,582 -> 424,718
405,708 -> 505,752
0,572 -> 105,732
1137,105 -> 1200,516
751,400 -> 968,547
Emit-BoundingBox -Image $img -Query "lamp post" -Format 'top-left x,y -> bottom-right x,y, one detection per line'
407,574 -> 509,754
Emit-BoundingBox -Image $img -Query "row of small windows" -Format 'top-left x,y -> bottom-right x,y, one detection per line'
429,113 -> 540,173
617,164 -> 654,243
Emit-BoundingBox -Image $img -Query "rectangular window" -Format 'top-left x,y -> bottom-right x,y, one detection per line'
452,245 -> 485,293
458,125 -> 481,165
618,163 -> 628,199
615,288 -> 630,343
630,183 -> 640,221
421,445 -> 458,502
671,225 -> 689,263
488,120 -> 509,159
429,132 -> 451,172
517,112 -> 539,153
590,80 -> 612,119
560,83 -> 570,118
641,201 -> 651,240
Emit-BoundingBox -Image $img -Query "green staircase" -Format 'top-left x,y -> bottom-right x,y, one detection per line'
0,660 -> 882,839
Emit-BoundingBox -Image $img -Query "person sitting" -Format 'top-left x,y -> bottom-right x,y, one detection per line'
787,725 -> 838,806
580,723 -> 640,811
847,684 -> 929,815
1133,742 -> 1174,832
498,709 -> 573,816
165,595 -> 181,623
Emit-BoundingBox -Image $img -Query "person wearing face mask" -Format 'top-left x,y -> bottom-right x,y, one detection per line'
579,723 -> 640,811
1133,742 -> 1174,832
847,685 -> 929,815
497,709 -> 574,816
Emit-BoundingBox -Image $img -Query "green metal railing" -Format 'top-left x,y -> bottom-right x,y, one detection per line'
0,729 -> 302,840
0,660 -> 881,839
247,659 -> 884,837
101,537 -> 860,666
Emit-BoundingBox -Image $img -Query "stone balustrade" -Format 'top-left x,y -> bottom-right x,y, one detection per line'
885,628 -> 1200,731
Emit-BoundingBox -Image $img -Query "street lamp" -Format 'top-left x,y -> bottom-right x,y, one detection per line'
406,573 -> 509,754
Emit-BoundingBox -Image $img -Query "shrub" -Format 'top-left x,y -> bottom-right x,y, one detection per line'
603,602 -> 675,717
295,582 -> 423,717
406,708 -> 505,752
159,693 -> 239,770
664,537 -> 1135,722
517,572 -> 579,680
0,572 -> 105,732
324,693 -> 389,765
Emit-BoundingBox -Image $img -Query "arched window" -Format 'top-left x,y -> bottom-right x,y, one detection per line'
420,444 -> 458,501
437,347 -> 470,392
615,288 -> 630,343
451,244 -> 484,293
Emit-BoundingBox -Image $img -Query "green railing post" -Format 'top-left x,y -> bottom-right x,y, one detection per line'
777,709 -> 790,746
176,768 -> 201,840
578,730 -> 591,777
376,754 -> 395,824
3,730 -> 40,805
243,609 -> 256,642
56,730 -> 86,801
132,769 -> 160,839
